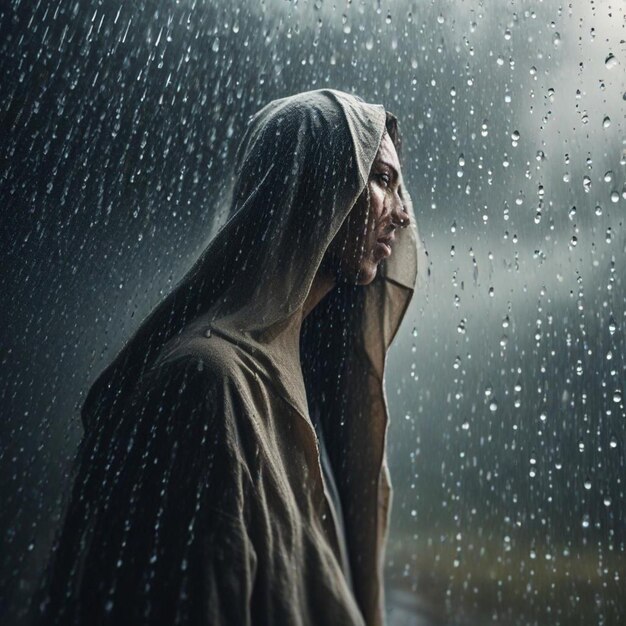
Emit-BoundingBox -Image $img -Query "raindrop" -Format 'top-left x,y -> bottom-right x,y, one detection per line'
583,478 -> 591,490
602,116 -> 611,128
603,496 -> 612,507
604,53 -> 617,69
609,435 -> 618,449
489,400 -> 498,413
604,171 -> 613,182
613,390 -> 622,404
608,316 -> 616,335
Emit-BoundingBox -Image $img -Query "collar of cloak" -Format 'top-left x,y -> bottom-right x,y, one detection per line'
80,88 -> 427,625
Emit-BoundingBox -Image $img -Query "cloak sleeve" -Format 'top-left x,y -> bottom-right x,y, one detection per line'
37,356 -> 257,626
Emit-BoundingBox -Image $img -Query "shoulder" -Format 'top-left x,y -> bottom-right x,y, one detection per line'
139,330 -> 259,417
152,330 -> 237,379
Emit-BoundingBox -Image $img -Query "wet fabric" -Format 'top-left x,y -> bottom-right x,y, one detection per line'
305,377 -> 354,593
33,88 -> 426,626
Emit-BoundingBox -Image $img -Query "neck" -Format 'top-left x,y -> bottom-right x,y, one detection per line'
302,270 -> 336,321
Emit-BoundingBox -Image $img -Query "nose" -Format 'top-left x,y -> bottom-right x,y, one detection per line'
390,190 -> 409,229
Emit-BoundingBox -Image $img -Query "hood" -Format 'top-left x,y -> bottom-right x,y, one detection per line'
81,88 -> 426,431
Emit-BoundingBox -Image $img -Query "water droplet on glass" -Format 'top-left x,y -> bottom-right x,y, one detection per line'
604,53 -> 617,69
602,116 -> 611,128
583,478 -> 591,490
608,316 -> 616,335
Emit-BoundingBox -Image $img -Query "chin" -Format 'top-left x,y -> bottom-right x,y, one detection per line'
355,263 -> 377,286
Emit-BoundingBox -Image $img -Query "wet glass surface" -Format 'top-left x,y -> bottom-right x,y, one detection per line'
1,1 -> 624,624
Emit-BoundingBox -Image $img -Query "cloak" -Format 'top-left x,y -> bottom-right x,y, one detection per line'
34,89 -> 426,626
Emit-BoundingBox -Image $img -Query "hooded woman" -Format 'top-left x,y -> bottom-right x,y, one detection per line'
34,89 -> 426,626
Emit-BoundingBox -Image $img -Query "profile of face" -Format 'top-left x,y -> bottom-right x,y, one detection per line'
322,130 -> 409,285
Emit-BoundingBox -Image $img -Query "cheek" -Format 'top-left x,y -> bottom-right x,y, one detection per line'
368,187 -> 386,221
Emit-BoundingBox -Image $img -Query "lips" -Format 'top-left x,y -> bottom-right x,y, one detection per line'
375,235 -> 394,258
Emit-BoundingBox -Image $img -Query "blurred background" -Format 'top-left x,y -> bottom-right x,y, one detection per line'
1,1 -> 624,624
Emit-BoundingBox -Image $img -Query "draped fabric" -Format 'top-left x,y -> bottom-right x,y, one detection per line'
34,89 -> 425,626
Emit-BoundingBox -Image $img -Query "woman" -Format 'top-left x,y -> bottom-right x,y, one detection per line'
34,89 -> 424,626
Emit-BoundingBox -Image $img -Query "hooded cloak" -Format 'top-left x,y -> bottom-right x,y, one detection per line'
34,89 -> 426,626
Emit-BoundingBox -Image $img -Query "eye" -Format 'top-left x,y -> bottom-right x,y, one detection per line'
376,172 -> 391,187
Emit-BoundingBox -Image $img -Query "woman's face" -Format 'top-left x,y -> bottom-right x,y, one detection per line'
325,131 -> 408,285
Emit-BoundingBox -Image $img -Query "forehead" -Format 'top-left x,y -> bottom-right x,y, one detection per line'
374,131 -> 401,173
